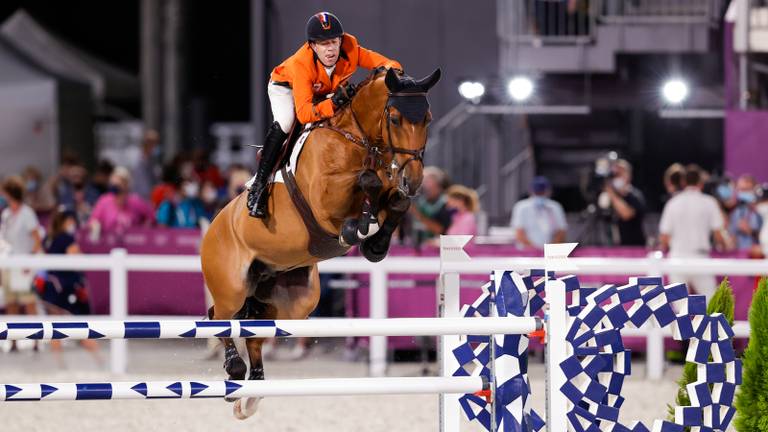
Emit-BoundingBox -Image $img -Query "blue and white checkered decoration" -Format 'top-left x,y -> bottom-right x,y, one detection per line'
453,271 -> 741,432
453,270 -> 546,432
559,277 -> 741,432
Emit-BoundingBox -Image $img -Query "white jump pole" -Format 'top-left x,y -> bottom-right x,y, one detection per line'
0,317 -> 540,341
0,376 -> 487,402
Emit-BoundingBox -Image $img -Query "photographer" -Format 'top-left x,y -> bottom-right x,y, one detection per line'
600,159 -> 646,246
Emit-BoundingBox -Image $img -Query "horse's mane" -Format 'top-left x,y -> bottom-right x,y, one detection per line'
328,68 -> 388,121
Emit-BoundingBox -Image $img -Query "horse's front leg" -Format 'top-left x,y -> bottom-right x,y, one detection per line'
340,169 -> 383,247
360,190 -> 411,262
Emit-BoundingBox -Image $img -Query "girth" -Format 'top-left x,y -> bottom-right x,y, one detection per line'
281,168 -> 350,259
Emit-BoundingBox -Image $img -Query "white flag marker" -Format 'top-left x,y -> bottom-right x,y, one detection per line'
543,242 -> 579,271
439,235 -> 472,263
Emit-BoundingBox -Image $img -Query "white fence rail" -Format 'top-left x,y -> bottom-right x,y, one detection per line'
1,250 -> 765,378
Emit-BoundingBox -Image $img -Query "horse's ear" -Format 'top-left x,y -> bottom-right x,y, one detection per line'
417,68 -> 442,91
385,68 -> 401,92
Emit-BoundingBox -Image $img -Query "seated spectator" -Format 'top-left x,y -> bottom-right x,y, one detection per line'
151,164 -> 181,209
227,166 -> 252,201
193,148 -> 225,188
729,174 -> 763,251
0,176 -> 41,341
156,179 -> 208,229
445,185 -> 480,236
200,180 -> 222,220
511,176 -> 567,249
410,166 -> 452,246
21,166 -> 55,213
88,167 -> 154,234
36,208 -> 101,366
91,159 -> 115,197
602,159 -> 646,246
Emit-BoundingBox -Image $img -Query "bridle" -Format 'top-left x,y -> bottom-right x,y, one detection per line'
317,84 -> 428,197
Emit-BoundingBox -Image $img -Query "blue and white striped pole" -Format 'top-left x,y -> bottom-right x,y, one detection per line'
0,376 -> 487,402
0,317 -> 541,341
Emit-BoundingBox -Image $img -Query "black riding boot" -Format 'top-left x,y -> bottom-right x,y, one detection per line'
248,122 -> 288,218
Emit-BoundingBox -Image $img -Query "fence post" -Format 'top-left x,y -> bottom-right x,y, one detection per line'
369,268 -> 388,377
646,251 -> 665,380
109,248 -> 128,375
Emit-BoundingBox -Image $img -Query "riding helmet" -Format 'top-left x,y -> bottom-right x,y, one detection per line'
306,12 -> 344,42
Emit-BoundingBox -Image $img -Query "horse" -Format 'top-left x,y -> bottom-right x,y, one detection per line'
200,67 -> 441,418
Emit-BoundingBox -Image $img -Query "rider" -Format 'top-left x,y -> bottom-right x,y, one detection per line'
247,11 -> 402,218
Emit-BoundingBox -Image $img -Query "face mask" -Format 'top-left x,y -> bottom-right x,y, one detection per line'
108,184 -> 123,195
717,184 -> 733,200
612,178 -> 626,190
0,196 -> 6,208
26,180 -> 38,192
183,182 -> 200,198
533,196 -> 548,206
738,191 -> 756,204
65,224 -> 77,235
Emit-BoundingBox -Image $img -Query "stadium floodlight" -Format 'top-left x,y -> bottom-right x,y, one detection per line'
661,79 -> 689,104
458,81 -> 485,101
507,76 -> 534,102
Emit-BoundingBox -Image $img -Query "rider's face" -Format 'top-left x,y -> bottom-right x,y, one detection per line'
311,37 -> 341,67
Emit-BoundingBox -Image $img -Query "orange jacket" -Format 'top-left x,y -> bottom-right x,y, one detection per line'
270,33 -> 401,124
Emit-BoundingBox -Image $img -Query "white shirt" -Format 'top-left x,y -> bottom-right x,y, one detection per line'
0,204 -> 39,254
659,188 -> 723,256
324,65 -> 336,79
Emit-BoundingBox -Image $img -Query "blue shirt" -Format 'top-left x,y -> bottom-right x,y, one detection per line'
729,204 -> 762,250
156,198 -> 208,228
511,196 -> 567,248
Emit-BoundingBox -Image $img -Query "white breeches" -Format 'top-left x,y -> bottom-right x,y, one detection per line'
268,81 -> 295,133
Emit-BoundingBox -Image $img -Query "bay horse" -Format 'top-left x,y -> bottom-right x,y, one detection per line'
200,67 -> 441,418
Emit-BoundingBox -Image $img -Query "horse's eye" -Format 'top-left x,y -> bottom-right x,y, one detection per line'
390,116 -> 401,126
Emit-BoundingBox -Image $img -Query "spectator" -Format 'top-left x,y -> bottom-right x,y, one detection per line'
36,209 -> 101,365
728,174 -> 763,251
156,179 -> 208,229
88,167 -> 154,234
0,176 -> 41,327
227,166 -> 252,201
659,165 -> 727,300
21,166 -> 55,213
91,159 -> 115,197
603,159 -> 646,246
511,176 -> 567,249
50,159 -> 99,209
662,163 -> 686,203
200,180 -> 222,220
131,129 -> 161,200
445,185 -> 480,236
193,148 -> 225,188
410,166 -> 452,246
151,164 -> 181,209
758,184 -> 768,258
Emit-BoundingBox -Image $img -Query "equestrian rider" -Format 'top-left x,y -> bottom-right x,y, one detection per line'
247,11 -> 402,218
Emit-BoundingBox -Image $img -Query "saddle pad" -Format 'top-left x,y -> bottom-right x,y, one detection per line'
245,125 -> 313,188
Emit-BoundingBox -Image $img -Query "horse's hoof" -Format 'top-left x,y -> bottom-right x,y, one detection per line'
225,356 -> 248,381
361,240 -> 388,263
233,397 -> 262,420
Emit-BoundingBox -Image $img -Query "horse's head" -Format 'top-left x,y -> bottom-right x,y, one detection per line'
350,67 -> 441,197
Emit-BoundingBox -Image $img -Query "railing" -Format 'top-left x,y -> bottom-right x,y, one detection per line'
1,251 -> 764,379
599,0 -> 725,26
498,0 -> 597,44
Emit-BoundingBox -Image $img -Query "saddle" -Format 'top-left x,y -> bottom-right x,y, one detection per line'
260,122 -> 351,260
